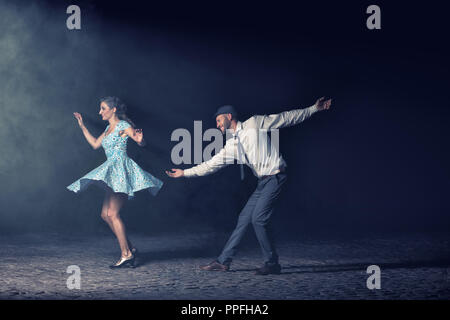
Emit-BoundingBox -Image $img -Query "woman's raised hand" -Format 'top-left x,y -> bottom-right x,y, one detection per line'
73,112 -> 84,127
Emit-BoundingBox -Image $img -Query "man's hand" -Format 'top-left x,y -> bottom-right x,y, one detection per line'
315,97 -> 332,111
166,169 -> 184,178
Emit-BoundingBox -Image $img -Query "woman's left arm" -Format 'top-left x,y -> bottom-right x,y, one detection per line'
120,127 -> 146,147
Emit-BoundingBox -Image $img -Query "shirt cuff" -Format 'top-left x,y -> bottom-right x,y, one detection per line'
183,168 -> 194,178
310,104 -> 319,113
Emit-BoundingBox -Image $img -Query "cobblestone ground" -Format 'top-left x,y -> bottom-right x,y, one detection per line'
0,232 -> 449,300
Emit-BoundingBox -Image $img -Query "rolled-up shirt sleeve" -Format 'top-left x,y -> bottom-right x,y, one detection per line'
254,104 -> 319,130
184,139 -> 237,177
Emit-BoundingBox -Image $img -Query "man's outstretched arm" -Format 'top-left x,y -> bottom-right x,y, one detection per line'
256,97 -> 332,130
166,140 -> 236,178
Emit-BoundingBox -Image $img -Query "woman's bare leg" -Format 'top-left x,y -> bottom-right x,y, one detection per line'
107,192 -> 132,258
101,190 -> 134,251
101,190 -> 116,233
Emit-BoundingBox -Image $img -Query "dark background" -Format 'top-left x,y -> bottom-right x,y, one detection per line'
0,0 -> 448,237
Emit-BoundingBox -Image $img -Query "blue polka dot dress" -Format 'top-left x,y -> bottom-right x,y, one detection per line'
67,120 -> 163,198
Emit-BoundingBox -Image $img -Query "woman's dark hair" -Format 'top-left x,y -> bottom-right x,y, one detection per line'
100,96 -> 135,128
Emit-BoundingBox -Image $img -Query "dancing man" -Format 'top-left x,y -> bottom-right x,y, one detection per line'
166,97 -> 331,275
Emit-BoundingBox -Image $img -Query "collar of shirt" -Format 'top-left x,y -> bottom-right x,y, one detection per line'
231,121 -> 243,137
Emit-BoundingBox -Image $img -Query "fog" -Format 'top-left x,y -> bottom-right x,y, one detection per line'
0,1 -> 449,237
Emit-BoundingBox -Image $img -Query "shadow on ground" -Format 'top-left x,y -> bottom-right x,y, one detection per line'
230,258 -> 450,275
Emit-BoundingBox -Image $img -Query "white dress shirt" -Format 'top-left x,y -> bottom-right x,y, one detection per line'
183,104 -> 319,178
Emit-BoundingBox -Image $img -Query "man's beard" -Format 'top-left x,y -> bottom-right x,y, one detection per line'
222,120 -> 231,134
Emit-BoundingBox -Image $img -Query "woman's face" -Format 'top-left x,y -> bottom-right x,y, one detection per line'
99,102 -> 116,121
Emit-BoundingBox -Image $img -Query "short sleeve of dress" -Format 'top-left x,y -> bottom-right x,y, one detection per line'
118,121 -> 131,131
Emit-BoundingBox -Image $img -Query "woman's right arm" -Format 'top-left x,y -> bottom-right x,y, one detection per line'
73,112 -> 105,150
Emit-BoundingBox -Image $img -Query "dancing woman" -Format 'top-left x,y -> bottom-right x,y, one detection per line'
67,96 -> 163,268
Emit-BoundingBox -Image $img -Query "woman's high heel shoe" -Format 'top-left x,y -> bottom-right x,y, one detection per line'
109,254 -> 135,269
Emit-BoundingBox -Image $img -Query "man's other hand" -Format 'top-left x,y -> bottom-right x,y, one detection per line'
166,169 -> 184,178
315,97 -> 332,111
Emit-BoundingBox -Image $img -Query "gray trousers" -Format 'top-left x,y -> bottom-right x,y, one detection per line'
218,172 -> 287,266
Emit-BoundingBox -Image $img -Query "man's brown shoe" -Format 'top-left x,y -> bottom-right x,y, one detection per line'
200,260 -> 230,271
255,263 -> 281,275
